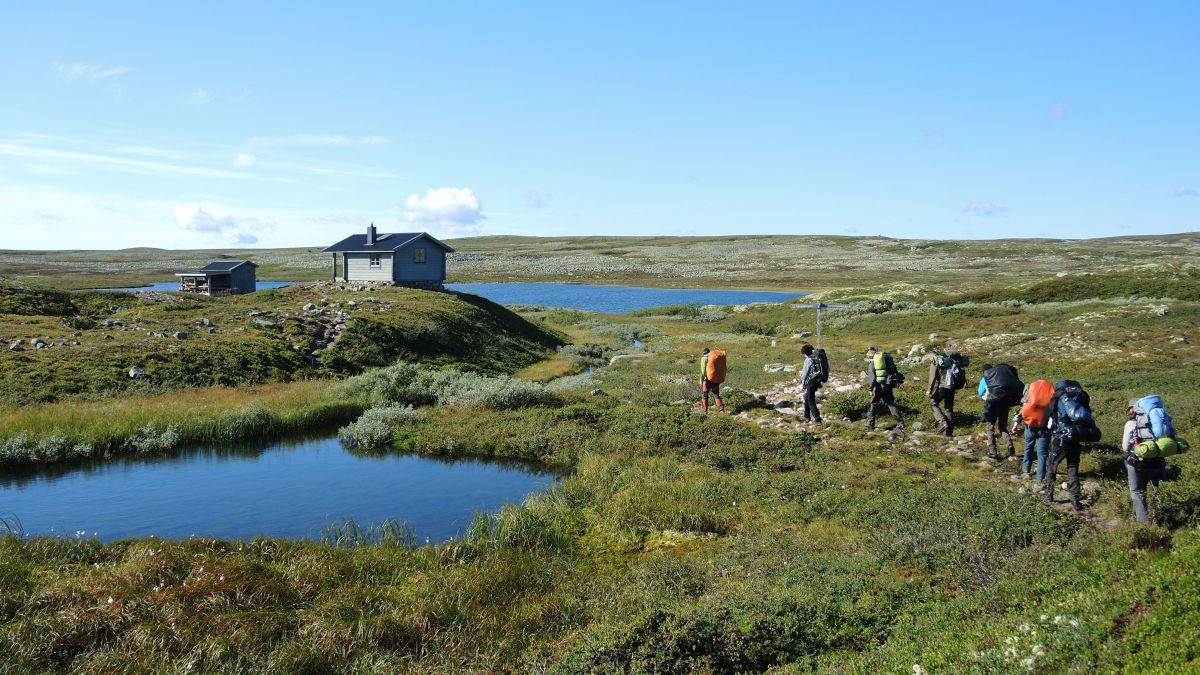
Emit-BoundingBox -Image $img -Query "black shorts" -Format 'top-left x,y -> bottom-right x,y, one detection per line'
703,380 -> 721,396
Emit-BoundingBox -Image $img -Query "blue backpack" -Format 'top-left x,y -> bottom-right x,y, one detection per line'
1134,395 -> 1176,440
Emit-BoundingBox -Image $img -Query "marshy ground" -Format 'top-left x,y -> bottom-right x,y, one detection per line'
0,235 -> 1198,672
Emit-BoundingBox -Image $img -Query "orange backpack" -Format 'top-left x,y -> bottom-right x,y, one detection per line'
1020,379 -> 1054,428
706,350 -> 727,384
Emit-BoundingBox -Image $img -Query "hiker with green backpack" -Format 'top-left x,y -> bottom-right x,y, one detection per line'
928,351 -> 968,437
865,347 -> 904,432
799,343 -> 828,424
1124,395 -> 1189,524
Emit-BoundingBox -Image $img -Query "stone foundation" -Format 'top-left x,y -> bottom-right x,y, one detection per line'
394,280 -> 445,291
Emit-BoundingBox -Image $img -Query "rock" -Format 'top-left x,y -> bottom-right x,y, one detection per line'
128,366 -> 146,378
173,331 -> 188,340
911,421 -> 924,432
194,318 -> 213,327
590,388 -> 604,396
103,334 -> 114,340
346,300 -> 357,307
72,331 -> 83,337
8,341 -> 24,351
799,331 -> 813,338
774,400 -> 794,409
252,319 -> 278,330
770,339 -> 778,347
1153,305 -> 1169,316
928,333 -> 939,340
1171,336 -> 1186,344
908,344 -> 926,357
31,338 -> 47,349
763,363 -> 796,373
303,303 -> 318,311
208,327 -> 217,334
367,296 -> 379,303
248,310 -> 264,317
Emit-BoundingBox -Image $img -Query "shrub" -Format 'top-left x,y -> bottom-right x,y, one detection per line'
338,404 -> 425,449
729,319 -> 784,336
125,423 -> 181,454
628,304 -> 701,319
588,323 -> 665,346
0,432 -> 92,465
338,362 -> 558,411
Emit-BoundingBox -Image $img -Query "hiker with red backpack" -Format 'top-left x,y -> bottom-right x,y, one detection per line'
979,363 -> 1021,460
700,347 -> 726,414
1124,395 -> 1189,524
1043,380 -> 1103,511
1012,379 -> 1055,480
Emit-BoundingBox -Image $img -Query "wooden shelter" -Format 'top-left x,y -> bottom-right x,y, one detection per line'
175,260 -> 257,296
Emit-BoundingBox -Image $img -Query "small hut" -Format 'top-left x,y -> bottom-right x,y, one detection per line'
175,261 -> 257,296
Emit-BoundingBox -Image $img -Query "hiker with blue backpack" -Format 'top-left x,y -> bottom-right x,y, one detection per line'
1043,380 -> 1103,511
928,351 -> 968,437
1124,395 -> 1189,524
1011,379 -> 1055,481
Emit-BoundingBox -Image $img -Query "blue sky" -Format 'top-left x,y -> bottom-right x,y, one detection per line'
0,2 -> 1197,249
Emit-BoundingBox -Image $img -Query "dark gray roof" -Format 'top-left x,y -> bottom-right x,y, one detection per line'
323,232 -> 455,253
200,260 -> 255,272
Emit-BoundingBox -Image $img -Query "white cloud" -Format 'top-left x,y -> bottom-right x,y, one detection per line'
231,153 -> 257,168
53,61 -> 132,80
1170,185 -> 1197,198
174,204 -> 265,244
961,201 -> 1009,217
401,187 -> 483,226
0,139 -> 256,180
251,134 -> 392,147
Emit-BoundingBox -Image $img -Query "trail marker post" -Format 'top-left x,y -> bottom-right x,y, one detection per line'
790,302 -> 853,347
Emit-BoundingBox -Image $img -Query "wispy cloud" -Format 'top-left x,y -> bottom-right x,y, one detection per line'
52,61 -> 133,80
1170,185 -> 1198,198
402,187 -> 484,227
0,138 -> 256,180
523,190 -> 552,209
174,203 -> 267,244
961,201 -> 1009,217
231,153 -> 257,168
250,133 -> 392,147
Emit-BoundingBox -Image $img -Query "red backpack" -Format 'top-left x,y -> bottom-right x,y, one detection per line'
1020,379 -> 1054,428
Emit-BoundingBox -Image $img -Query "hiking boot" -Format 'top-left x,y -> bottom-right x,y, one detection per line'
1072,500 -> 1085,512
1027,472 -> 1036,481
986,452 -> 1000,461
894,423 -> 905,432
865,423 -> 875,431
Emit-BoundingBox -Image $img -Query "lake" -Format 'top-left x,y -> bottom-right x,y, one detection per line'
446,282 -> 804,313
0,435 -> 559,542
100,281 -> 297,292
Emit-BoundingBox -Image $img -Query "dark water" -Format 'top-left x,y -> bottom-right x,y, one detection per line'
445,282 -> 805,313
0,435 -> 558,542
98,281 -> 297,292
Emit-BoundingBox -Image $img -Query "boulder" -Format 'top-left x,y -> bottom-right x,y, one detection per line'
173,331 -> 188,340
763,363 -> 796,373
194,318 -> 213,327
128,366 -> 146,378
302,303 -> 318,311
252,319 -> 278,330
346,300 -> 357,307
8,341 -> 24,351
774,400 -> 794,409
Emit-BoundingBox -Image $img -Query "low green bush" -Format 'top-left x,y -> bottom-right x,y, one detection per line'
338,404 -> 425,449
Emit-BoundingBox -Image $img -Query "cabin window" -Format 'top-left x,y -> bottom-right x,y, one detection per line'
369,254 -> 381,269
414,247 -> 427,263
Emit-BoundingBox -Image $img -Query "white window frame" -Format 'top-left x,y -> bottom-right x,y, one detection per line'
369,253 -> 381,269
414,247 -> 427,264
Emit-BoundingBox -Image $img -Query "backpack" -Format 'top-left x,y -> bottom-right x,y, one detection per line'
807,348 -> 830,386
1053,380 -> 1101,443
940,359 -> 967,390
705,350 -> 727,384
983,364 -> 1023,407
1019,379 -> 1054,428
1133,395 -> 1175,441
1131,395 -> 1188,460
873,353 -> 904,388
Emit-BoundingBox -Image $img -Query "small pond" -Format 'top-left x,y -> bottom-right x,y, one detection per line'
445,282 -> 805,313
0,435 -> 559,542
99,281 -> 297,293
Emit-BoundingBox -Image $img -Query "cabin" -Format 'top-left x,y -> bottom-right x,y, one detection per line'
323,224 -> 453,289
175,260 -> 257,296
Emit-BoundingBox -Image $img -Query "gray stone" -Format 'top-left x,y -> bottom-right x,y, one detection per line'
774,400 -> 794,409
346,300 -> 357,307
590,388 -> 604,396
1154,305 -> 1169,316
252,319 -> 278,330
173,331 -> 188,340
103,334 -> 114,340
302,303 -> 318,311
911,421 -> 924,431
8,340 -> 24,351
128,366 -> 146,378
72,331 -> 83,337
194,318 -> 213,327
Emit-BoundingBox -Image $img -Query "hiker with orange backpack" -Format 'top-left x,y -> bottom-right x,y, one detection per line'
700,347 -> 727,414
1011,379 -> 1055,480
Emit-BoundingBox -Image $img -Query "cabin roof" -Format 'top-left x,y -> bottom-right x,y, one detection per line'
323,232 -> 455,254
174,260 -> 256,276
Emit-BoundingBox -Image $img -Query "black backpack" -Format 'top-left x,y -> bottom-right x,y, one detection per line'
984,364 -> 1022,407
1053,380 -> 1102,443
884,354 -> 905,388
807,348 -> 830,386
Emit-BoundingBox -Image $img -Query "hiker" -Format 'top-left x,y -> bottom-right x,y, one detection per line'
1124,395 -> 1187,524
927,351 -> 968,437
798,343 -> 826,424
700,347 -> 726,414
1012,378 -> 1054,481
865,347 -> 904,431
979,363 -> 1020,460
1043,380 -> 1102,511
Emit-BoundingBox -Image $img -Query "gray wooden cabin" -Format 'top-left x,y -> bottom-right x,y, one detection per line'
323,225 -> 453,289
175,260 -> 257,296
